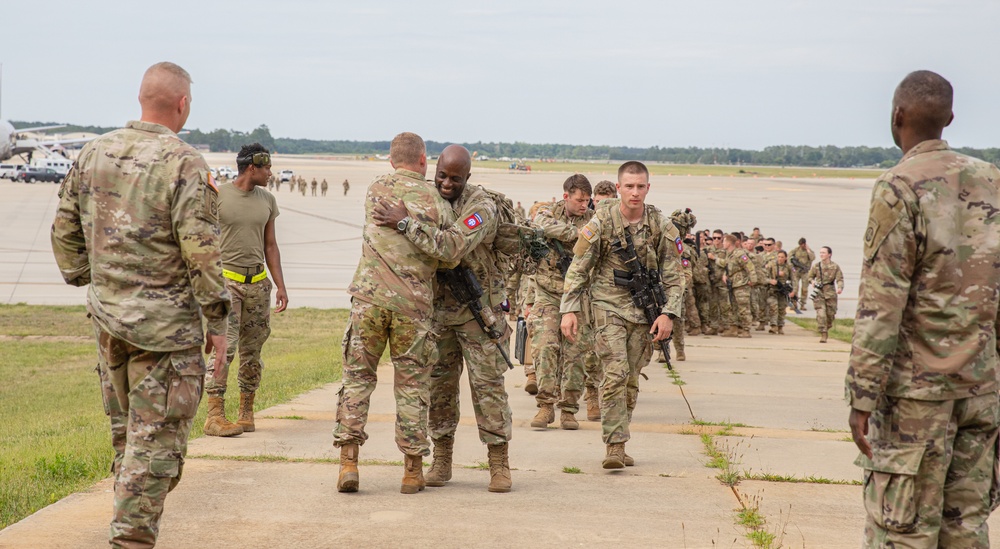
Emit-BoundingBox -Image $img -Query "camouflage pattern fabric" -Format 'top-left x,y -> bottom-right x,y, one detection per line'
333,299 -> 438,456
730,285 -> 753,332
592,310 -> 653,444
808,260 -> 843,333
95,323 -> 204,548
206,278 -> 273,396
726,248 -> 756,331
429,305 -> 512,445
789,246 -> 815,308
708,246 -> 731,331
347,168 -> 457,322
51,120 -> 230,349
681,245 -> 701,331
857,393 -> 1000,546
766,261 -> 792,328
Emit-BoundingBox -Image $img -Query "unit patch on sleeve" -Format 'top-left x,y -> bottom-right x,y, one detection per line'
464,212 -> 483,230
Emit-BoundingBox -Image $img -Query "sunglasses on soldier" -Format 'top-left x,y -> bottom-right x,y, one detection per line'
237,152 -> 271,167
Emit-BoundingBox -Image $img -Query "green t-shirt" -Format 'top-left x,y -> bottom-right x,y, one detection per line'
218,182 -> 279,268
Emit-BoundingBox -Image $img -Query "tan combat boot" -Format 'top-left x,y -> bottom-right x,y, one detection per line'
524,372 -> 538,395
487,443 -> 512,493
585,386 -> 600,421
425,438 -> 454,487
603,442 -> 626,469
401,454 -> 425,494
624,451 -> 635,467
820,332 -> 828,343
203,396 -> 243,437
756,321 -> 766,331
768,325 -> 777,334
720,327 -> 739,338
737,330 -> 752,338
337,443 -> 360,493
237,392 -> 255,432
676,348 -> 686,361
703,327 -> 717,336
777,326 -> 784,335
687,326 -> 702,336
560,410 -> 579,430
530,404 -> 554,429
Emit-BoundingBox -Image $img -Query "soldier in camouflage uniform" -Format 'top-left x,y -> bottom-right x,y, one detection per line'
847,70 -> 1000,547
372,145 -> 513,493
529,175 -> 595,431
707,230 -> 731,335
343,178 -> 350,196
721,234 -> 756,338
332,132 -> 457,495
51,62 -> 231,549
205,144 -> 289,438
310,177 -> 318,196
560,161 -> 684,469
806,246 -> 844,343
789,238 -> 815,310
765,250 -> 792,334
321,178 -> 329,196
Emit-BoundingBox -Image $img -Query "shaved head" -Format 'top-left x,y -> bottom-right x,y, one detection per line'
138,62 -> 192,133
439,144 -> 472,172
891,70 -> 954,150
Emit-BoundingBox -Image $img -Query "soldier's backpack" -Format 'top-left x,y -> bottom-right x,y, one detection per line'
482,187 -> 548,278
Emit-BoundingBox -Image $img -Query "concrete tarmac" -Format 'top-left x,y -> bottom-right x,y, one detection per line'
5,324 -> 1000,547
1,153 -> 871,317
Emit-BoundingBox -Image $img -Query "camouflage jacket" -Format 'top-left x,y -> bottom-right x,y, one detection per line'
807,260 -> 843,298
692,246 -> 710,285
750,251 -> 768,285
531,200 -> 593,306
767,261 -> 792,294
725,248 -> 756,288
347,168 -> 456,322
401,184 -> 505,326
560,200 -> 684,324
789,246 -> 815,275
846,140 -> 1000,411
51,120 -> 230,351
680,244 -> 695,287
707,245 -> 726,286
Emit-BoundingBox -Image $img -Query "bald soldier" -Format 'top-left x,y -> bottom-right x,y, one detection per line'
333,132 -> 457,495
372,145 -> 514,493
52,62 -> 230,548
847,71 -> 1000,547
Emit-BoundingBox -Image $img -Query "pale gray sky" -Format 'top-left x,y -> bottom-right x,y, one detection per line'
1,0 -> 997,149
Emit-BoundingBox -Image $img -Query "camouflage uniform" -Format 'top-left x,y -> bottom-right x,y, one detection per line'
531,201 -> 595,416
725,248 -> 756,334
343,179 -> 350,196
51,120 -> 230,548
846,140 -> 1000,546
708,245 -> 731,332
806,259 -> 844,334
766,259 -> 792,329
310,178 -> 318,196
561,199 -> 684,445
400,185 -> 513,446
691,245 -> 712,333
749,250 -> 767,324
333,168 -> 456,457
789,246 -> 815,309
321,179 -> 329,196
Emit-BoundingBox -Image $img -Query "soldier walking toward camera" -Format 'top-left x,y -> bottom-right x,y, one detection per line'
530,174 -> 595,431
806,246 -> 843,342
847,70 -> 1000,547
310,178 -> 318,196
51,62 -> 231,549
204,144 -> 289,437
332,132 -> 456,495
766,250 -> 792,334
372,144 -> 514,493
789,238 -> 814,310
721,234 -> 756,338
321,178 -> 329,196
343,178 -> 350,196
560,161 -> 683,469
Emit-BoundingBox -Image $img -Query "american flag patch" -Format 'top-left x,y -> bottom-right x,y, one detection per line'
206,172 -> 218,192
464,213 -> 483,230
581,225 -> 596,242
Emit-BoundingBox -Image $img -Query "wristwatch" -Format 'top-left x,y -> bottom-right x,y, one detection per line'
397,217 -> 411,232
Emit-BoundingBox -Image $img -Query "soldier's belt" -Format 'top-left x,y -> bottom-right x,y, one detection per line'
222,265 -> 267,284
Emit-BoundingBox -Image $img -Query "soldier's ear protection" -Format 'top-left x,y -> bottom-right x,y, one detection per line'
237,152 -> 271,167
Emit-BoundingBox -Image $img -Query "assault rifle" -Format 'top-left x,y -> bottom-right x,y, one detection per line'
610,231 -> 673,369
514,317 -> 528,364
789,255 -> 808,273
552,240 -> 574,277
439,266 -> 513,369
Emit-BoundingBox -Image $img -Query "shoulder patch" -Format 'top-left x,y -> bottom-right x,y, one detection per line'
741,255 -> 749,262
675,237 -> 683,253
206,172 -> 219,193
682,258 -> 690,267
580,224 -> 597,242
464,212 -> 483,230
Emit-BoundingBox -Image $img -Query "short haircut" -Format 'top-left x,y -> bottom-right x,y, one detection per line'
713,229 -> 724,236
389,132 -> 425,168
778,250 -> 787,257
798,237 -> 807,245
563,174 -> 592,196
594,180 -> 617,197
821,246 -> 832,255
894,70 -> 953,134
237,142 -> 268,174
617,161 -> 649,180
145,61 -> 192,84
723,234 -> 738,246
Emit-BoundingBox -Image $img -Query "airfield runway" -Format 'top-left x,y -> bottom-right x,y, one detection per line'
0,152 -> 870,319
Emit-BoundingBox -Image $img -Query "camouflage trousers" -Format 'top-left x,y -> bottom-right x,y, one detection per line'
750,286 -> 763,322
530,300 -> 595,414
333,299 -> 438,456
593,309 -> 653,444
94,321 -> 204,549
683,285 -> 701,331
206,277 -> 272,397
710,284 -> 732,331
729,285 -> 752,331
693,282 -> 713,331
766,290 -> 787,327
429,307 -> 513,446
813,293 -> 837,333
792,270 -> 809,308
859,393 -> 1000,547
672,314 -> 685,354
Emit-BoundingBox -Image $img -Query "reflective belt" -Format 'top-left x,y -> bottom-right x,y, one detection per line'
222,268 -> 267,284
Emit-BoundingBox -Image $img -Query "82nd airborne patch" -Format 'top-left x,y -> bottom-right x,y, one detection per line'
464,212 -> 483,230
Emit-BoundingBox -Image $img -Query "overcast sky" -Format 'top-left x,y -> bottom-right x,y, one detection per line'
1,0 -> 996,149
